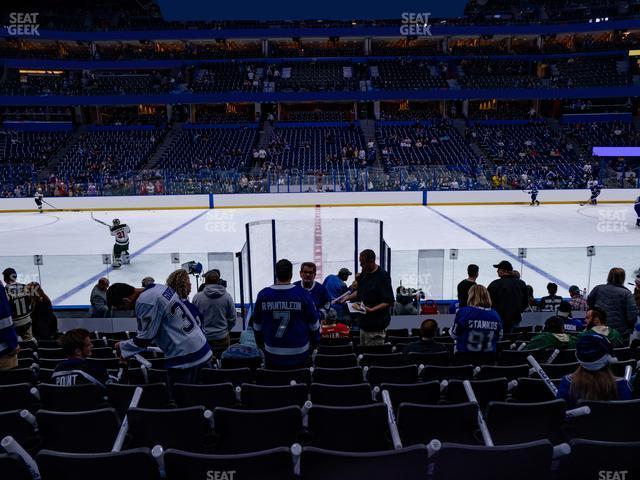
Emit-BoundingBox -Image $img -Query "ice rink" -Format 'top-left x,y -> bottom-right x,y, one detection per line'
0,203 -> 638,307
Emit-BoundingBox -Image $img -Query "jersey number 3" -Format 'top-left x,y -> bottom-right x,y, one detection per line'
171,302 -> 194,334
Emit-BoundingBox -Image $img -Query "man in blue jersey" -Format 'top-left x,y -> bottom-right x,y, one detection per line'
107,282 -> 213,388
295,262 -> 332,318
0,279 -> 19,370
253,259 -> 320,370
322,267 -> 351,321
635,196 -> 640,227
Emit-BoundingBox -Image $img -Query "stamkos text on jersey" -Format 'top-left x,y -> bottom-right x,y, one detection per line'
468,320 -> 500,330
262,301 -> 302,311
400,12 -> 432,36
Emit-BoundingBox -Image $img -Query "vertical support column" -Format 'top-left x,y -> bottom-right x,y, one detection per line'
379,221 -> 385,271
354,218 -> 359,274
236,251 -> 246,327
245,223 -> 254,307
271,219 -> 277,283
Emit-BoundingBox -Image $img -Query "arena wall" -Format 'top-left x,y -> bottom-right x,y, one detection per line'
1,189 -> 638,213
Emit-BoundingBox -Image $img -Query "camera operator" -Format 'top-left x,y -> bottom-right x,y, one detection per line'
192,269 -> 236,354
393,286 -> 423,315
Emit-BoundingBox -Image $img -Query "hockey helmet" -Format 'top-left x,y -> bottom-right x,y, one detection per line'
112,219 -> 121,226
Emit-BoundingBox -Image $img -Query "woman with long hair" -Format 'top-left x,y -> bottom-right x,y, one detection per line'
27,282 -> 58,340
451,284 -> 503,359
166,269 -> 202,326
556,333 -> 632,408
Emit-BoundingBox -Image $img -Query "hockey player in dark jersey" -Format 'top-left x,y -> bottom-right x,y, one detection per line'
589,183 -> 602,205
634,196 -> 640,227
2,268 -> 33,341
528,185 -> 540,206
254,259 -> 320,369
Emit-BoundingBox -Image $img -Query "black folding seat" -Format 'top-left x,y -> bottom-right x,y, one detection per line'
241,383 -> 308,408
39,383 -> 107,412
0,454 -> 32,480
312,367 -> 364,385
354,344 -> 393,355
510,377 -> 560,402
98,331 -> 130,340
37,347 -> 66,359
485,399 -> 566,445
35,358 -> 62,369
37,448 -> 160,480
367,365 -> 419,385
406,351 -> 450,366
445,378 -> 508,408
319,336 -> 351,346
499,349 -> 543,365
0,383 -> 37,411
255,368 -> 311,386
397,402 -> 480,445
38,368 -> 54,383
566,399 -> 640,442
535,362 -> 578,378
200,367 -> 252,386
213,406 -> 302,454
451,352 -> 497,366
220,356 -> 263,370
127,407 -> 211,452
310,383 -> 372,406
106,383 -> 171,414
557,439 -> 640,480
87,358 -> 121,369
300,444 -> 430,480
612,347 -> 632,361
314,354 -> 358,368
359,353 -> 405,367
381,382 -> 441,412
552,349 -> 577,364
432,440 -> 554,480
386,328 -> 409,337
16,358 -> 36,369
37,408 -> 120,453
90,347 -> 117,359
173,383 -> 237,410
422,365 -> 474,381
316,344 -> 354,355
0,410 -> 36,446
475,364 -> 529,381
164,447 -> 295,480
307,404 -> 391,452
127,368 -> 168,385
611,359 -> 637,377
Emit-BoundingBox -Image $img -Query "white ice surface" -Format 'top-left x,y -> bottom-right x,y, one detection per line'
0,204 -> 638,306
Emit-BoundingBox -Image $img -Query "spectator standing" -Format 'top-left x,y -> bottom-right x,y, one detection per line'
568,285 -> 588,312
539,283 -> 563,311
107,282 -> 213,387
3,268 -> 34,340
587,268 -> 638,335
294,262 -> 332,318
27,282 -> 57,340
555,301 -> 586,333
556,333 -> 631,408
90,278 -> 110,318
253,259 -> 320,369
339,250 -> 394,346
192,270 -> 237,351
457,264 -> 479,308
0,279 -> 19,370
451,285 -> 503,357
403,319 -> 449,355
323,267 -> 351,320
487,261 -> 528,333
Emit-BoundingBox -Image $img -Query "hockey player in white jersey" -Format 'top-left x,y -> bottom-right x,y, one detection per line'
34,189 -> 44,213
110,219 -> 130,268
107,282 -> 213,388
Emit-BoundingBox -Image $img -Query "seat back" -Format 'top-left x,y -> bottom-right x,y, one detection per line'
568,399 -> 640,442
173,383 -> 237,410
255,368 -> 311,386
485,400 -> 567,445
39,383 -> 107,412
367,365 -> 419,385
200,368 -> 253,386
445,378 -> 508,408
313,354 -> 358,368
37,408 -> 120,453
241,383 -> 309,408
309,383 -> 372,406
398,402 -> 480,445
422,365 -> 474,381
127,407 -> 210,452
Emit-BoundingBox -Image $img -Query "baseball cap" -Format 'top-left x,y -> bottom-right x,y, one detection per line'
557,301 -> 572,318
568,285 -> 581,295
493,260 -> 513,271
338,268 -> 352,276
576,333 -> 614,371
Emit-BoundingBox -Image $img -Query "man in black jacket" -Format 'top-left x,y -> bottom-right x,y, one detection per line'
403,319 -> 449,355
487,260 -> 528,333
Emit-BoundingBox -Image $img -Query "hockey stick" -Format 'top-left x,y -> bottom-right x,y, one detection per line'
90,212 -> 110,227
41,199 -> 57,209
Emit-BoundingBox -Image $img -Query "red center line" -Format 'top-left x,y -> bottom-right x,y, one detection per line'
313,204 -> 323,281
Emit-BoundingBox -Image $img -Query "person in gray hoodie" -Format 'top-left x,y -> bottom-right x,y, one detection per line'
192,270 -> 237,351
588,267 -> 639,336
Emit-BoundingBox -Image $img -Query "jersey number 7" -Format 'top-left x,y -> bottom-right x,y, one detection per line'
274,311 -> 291,338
